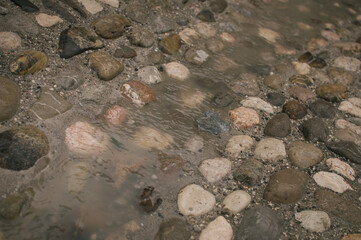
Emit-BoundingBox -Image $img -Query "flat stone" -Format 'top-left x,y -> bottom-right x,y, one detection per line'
29,88 -> 72,120
138,66 -> 162,84
120,80 -> 155,106
258,28 -> 280,43
165,62 -> 190,81
10,0 -> 39,13
267,92 -> 285,106
326,158 -> 356,181
78,0 -> 103,14
0,76 -> 20,122
288,86 -> 315,102
335,128 -> 361,146
0,32 -> 21,51
199,157 -> 231,183
229,107 -> 259,129
154,218 -> 191,240
264,113 -> 291,138
197,9 -> 216,22
127,26 -> 154,48
222,190 -> 251,214
150,15 -> 176,34
0,126 -> 49,171
264,75 -> 285,90
254,138 -> 286,162
301,118 -> 329,142
10,50 -> 47,75
316,83 -> 347,102
114,46 -> 137,58
200,216 -> 233,240
35,13 -> 63,27
104,105 -> 127,127
0,188 -> 34,219
233,159 -> 265,186
235,206 -> 283,240
333,56 -> 361,72
133,126 -> 174,150
309,99 -> 336,118
91,15 -> 130,39
196,111 -> 230,135
288,141 -> 324,169
326,141 -> 361,164
313,171 -> 353,193
225,135 -> 254,158
88,51 -> 123,81
241,97 -> 274,114
1,13 -> 39,35
184,135 -> 204,153
81,84 -> 111,104
295,211 -> 331,233
327,67 -> 354,85
159,34 -> 181,55
124,2 -> 148,23
59,26 -> 104,59
184,48 -> 209,65
315,189 -> 361,225
229,73 -> 260,96
282,100 -> 307,119
210,0 -> 227,13
263,168 -> 308,204
177,184 -> 216,216
339,100 -> 361,118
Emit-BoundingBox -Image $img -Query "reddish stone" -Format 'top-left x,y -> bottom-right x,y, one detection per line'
120,80 -> 155,105
229,107 -> 259,129
104,105 -> 128,126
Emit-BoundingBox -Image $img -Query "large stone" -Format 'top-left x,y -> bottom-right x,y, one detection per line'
295,211 -> 331,233
316,83 -> 347,102
127,26 -> 154,48
195,22 -> 217,38
309,99 -> 336,118
91,15 -> 130,39
288,141 -> 324,169
225,135 -> 254,158
154,218 -> 190,240
0,76 -> 20,122
138,66 -> 162,84
87,51 -> 123,80
254,138 -> 286,162
313,171 -> 353,193
229,73 -> 260,96
165,62 -> 190,81
282,100 -> 307,120
199,157 -> 231,183
104,105 -> 127,127
133,126 -> 174,150
301,118 -> 329,142
233,159 -> 265,186
229,107 -> 259,129
10,50 -> 47,75
0,32 -> 21,51
327,67 -> 354,85
120,80 -> 155,106
264,113 -> 291,138
326,141 -> 361,164
263,169 -> 308,204
159,34 -> 181,55
241,97 -> 274,114
196,111 -> 230,135
150,15 -> 176,34
333,56 -> 361,72
222,190 -> 251,214
199,216 -> 233,240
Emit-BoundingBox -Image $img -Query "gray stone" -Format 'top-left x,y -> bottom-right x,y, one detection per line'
301,118 -> 329,142
229,73 -> 260,96
309,99 -> 336,118
196,111 -> 230,135
0,32 -> 22,51
335,129 -> 361,146
0,76 -> 20,122
114,46 -> 137,58
288,86 -> 315,102
184,135 -> 204,153
125,2 -> 149,23
81,84 -> 112,104
326,141 -> 361,164
264,113 -> 291,138
58,70 -> 85,90
150,15 -> 176,34
138,66 -> 162,84
233,159 -> 265,186
295,211 -> 331,233
333,56 -> 361,72
267,92 -> 285,106
0,188 -> 34,219
0,13 -> 39,35
127,26 -> 154,48
254,138 -> 286,162
288,141 -> 324,169
154,218 -> 190,240
147,51 -> 164,65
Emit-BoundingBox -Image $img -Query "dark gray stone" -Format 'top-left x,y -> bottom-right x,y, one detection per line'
309,99 -> 336,118
196,111 -> 230,135
235,206 -> 283,240
248,64 -> 271,76
0,13 -> 39,35
0,76 -> 20,122
197,10 -> 216,22
175,15 -> 189,26
301,118 -> 329,142
10,0 -> 39,13
210,0 -> 227,13
154,218 -> 190,240
60,0 -> 88,18
127,26 -> 155,48
233,159 -> 265,186
114,46 -> 137,58
212,92 -> 234,107
348,117 -> 361,126
326,141 -> 361,164
267,92 -> 285,106
264,113 -> 291,138
0,2 -> 9,15
42,0 -> 76,23
150,15 -> 176,34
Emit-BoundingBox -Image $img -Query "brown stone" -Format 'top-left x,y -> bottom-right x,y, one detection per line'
289,74 -> 314,87
91,15 -> 131,39
288,141 -> 324,169
120,80 -> 155,106
10,50 -> 47,75
87,51 -> 124,81
327,67 -> 354,85
297,52 -> 314,63
288,86 -> 315,102
316,83 -> 347,102
282,100 -> 307,119
159,34 -> 181,55
0,76 -> 20,122
342,234 -> 361,240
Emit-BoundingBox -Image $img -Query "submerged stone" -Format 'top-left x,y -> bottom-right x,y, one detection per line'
229,107 -> 259,129
196,111 -> 230,135
154,218 -> 191,240
159,34 -> 181,55
120,80 -> 155,106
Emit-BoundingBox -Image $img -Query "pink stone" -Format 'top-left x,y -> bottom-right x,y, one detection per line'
229,107 -> 259,129
104,105 -> 128,127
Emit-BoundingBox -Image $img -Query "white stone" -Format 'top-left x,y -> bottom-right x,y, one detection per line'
222,190 -> 251,213
333,56 -> 361,72
195,22 -> 217,37
177,184 -> 216,216
199,216 -> 233,240
254,138 -> 286,162
339,101 -> 361,118
348,97 -> 361,108
220,32 -> 235,43
225,135 -> 254,158
184,135 -> 204,153
258,28 -> 280,43
179,28 -> 199,45
295,211 -> 331,233
165,62 -> 190,81
97,0 -> 119,7
292,61 -> 311,75
241,97 -> 274,114
67,161 -> 91,193
65,121 -> 110,155
133,126 -> 174,150
137,66 -> 162,84
0,32 -> 21,50
78,0 -> 103,14
199,158 -> 232,183
181,90 -> 208,107
335,119 -> 361,136
35,13 -> 63,27
326,158 -> 356,181
313,171 -> 353,193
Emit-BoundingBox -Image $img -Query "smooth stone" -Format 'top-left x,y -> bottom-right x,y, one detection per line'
58,26 -> 104,59
206,38 -> 224,53
295,211 -> 331,233
159,34 -> 181,55
247,64 -> 271,76
222,190 -> 251,214
264,169 -> 308,204
78,0 -> 103,14
150,15 -> 175,34
335,129 -> 361,147
0,126 -> 49,171
292,61 -> 311,75
29,88 -> 72,120
124,2 -> 148,23
327,67 -> 354,85
288,141 -> 324,169
138,66 -> 162,84
147,51 -> 164,65
258,28 -> 280,43
267,92 -> 285,106
197,9 -> 216,22
154,218 -> 190,240
65,121 -> 110,155
336,118 -> 361,135
114,46 -> 137,58
10,0 -> 38,12
348,117 -> 361,127
333,42 -> 361,55
0,76 -> 20,122
179,28 -> 199,45
211,56 -> 238,72
315,189 -> 361,225
339,100 -> 361,118
181,90 -> 207,108
233,159 -> 265,186
301,118 -> 329,142
104,105 -> 127,127
313,171 -> 353,193
342,234 -> 361,240
288,86 -> 315,102
199,216 -> 233,240
196,111 -> 230,135
67,161 -> 91,193
309,99 -> 336,118
127,26 -> 154,48
175,15 -> 189,26
195,22 -> 217,38
35,13 -> 63,27
289,74 -> 314,87
184,48 -> 209,65
10,50 -> 47,75
97,0 -> 119,7
235,206 -> 283,240
282,100 -> 307,119
0,188 -> 34,219
165,62 -> 190,81
177,184 -> 216,216
199,157 -> 231,183
225,135 -> 254,158
321,29 -> 340,41
87,51 -> 123,81
264,113 -> 291,138
229,107 -> 259,129
210,0 -> 227,13
213,92 -> 233,107
1,13 -> 39,35
241,97 -> 274,114
91,15 -> 130,39
58,70 -> 84,90
254,138 -> 286,162
120,80 -> 155,106
263,75 -> 285,90
298,51 -> 313,63
184,135 -> 204,153
229,73 -> 260,96
0,32 -> 22,50
81,84 -> 111,104
309,58 -> 327,68
60,0 -> 88,18
349,97 -> 361,107
316,83 -> 347,102
326,141 -> 361,164
333,56 -> 361,72
41,0 -> 76,23
133,126 -> 174,150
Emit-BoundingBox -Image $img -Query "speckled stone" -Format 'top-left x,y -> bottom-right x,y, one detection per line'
254,138 -> 286,162
288,141 -> 324,169
120,80 -> 155,106
196,111 -> 230,135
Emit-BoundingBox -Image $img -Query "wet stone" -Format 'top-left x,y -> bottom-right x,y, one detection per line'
0,32 -> 22,51
138,66 -> 162,84
11,0 -> 39,13
225,135 -> 254,158
316,83 -> 347,102
264,113 -> 291,138
333,42 -> 361,55
179,28 -> 200,45
289,74 -> 314,87
288,86 -> 315,102
267,92 -> 285,106
133,126 -> 174,150
10,50 -> 47,75
0,126 -> 49,171
233,159 -> 265,187
282,100 -> 307,120
159,34 -> 181,55
254,138 -> 286,162
2,13 -> 39,35
58,26 -> 104,59
298,52 -> 314,63
309,58 -> 327,68
210,0 -> 227,13
154,218 -> 190,240
264,169 -> 308,204
309,99 -> 336,118
184,135 -> 204,153
248,64 -> 271,76
184,48 -> 209,65
212,92 -> 233,107
229,73 -> 260,96
229,107 -> 259,129
91,15 -> 131,39
199,216 -> 233,240
147,51 -> 164,65
315,189 -> 361,225
0,188 -> 34,219
0,76 -> 20,122
197,9 -> 216,22
195,22 -> 217,38
295,211 -> 331,233
241,97 -> 274,114
327,67 -> 354,85
326,141 -> 361,164
206,38 -> 224,53
87,51 -> 123,81
264,75 -> 285,90
333,56 -> 361,72
125,2 -> 148,23
258,28 -> 280,43
313,171 -> 352,193
120,80 -> 155,106
29,87 -> 72,120
104,105 -> 127,127
127,26 -> 154,48
199,157 -> 231,183
222,190 -> 251,214
150,15 -> 176,34
158,153 -> 184,174
165,62 -> 190,81
235,206 -> 283,240
301,118 -> 329,142
139,186 -> 162,213
114,46 -> 136,58
196,111 -> 230,135
288,141 -> 324,169
35,13 -> 63,28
